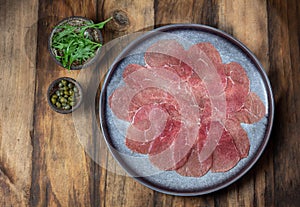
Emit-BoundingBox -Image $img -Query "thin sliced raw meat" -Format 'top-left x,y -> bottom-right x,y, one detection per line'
126,103 -> 181,155
187,73 -> 213,125
125,104 -> 167,154
128,88 -> 179,120
109,67 -> 182,123
188,73 -> 209,106
185,44 -> 227,162
159,65 -> 192,81
127,104 -> 168,142
191,43 -> 227,89
211,130 -> 241,172
193,43 -> 223,65
187,43 -> 226,96
225,119 -> 250,158
176,123 -> 212,177
197,121 -> 224,162
145,40 -> 192,80
123,63 -> 144,79
144,39 -> 185,67
109,86 -> 133,121
233,92 -> 266,124
149,124 -> 197,170
123,64 -> 146,88
176,148 -> 212,177
186,42 -> 227,127
125,139 -> 152,154
123,67 -> 200,122
148,118 -> 181,155
122,68 -> 200,169
108,39 -> 267,177
224,62 -> 250,112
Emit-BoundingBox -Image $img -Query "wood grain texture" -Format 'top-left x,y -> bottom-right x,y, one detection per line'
99,1 -> 155,207
155,0 -> 219,26
0,0 -> 38,206
218,0 -> 269,72
30,1 -> 98,206
267,0 -> 300,206
217,1 -> 273,207
100,0 -> 154,39
153,1 -> 269,206
0,0 -> 300,206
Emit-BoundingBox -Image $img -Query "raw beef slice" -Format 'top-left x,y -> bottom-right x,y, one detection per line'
108,39 -> 266,177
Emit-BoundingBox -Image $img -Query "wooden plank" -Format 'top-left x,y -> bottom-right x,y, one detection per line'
100,0 -> 154,40
0,0 -> 299,206
0,0 -> 38,206
217,0 -> 272,206
99,0 -> 155,207
218,0 -> 269,72
30,1 -> 99,206
154,0 -> 273,206
155,0 -> 219,26
69,25 -> 153,207
267,0 -> 300,206
70,57 -> 109,207
153,1 -> 219,206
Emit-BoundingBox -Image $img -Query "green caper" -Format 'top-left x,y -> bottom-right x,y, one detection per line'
68,83 -> 73,88
64,90 -> 69,95
68,96 -> 74,102
51,98 -> 57,104
60,97 -> 67,103
61,86 -> 67,91
52,94 -> 58,99
61,80 -> 67,86
51,79 -> 80,111
56,102 -> 61,108
55,90 -> 61,96
64,105 -> 71,110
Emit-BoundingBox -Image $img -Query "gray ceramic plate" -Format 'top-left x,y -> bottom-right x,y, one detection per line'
100,24 -> 274,196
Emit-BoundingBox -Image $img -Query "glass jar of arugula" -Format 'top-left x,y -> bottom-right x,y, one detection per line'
49,16 -> 112,70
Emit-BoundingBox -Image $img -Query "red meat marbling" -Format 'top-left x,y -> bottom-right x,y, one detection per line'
108,39 -> 266,177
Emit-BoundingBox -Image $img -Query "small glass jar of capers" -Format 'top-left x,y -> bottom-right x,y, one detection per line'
47,77 -> 82,113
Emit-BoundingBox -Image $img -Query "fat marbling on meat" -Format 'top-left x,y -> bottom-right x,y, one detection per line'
108,39 -> 266,177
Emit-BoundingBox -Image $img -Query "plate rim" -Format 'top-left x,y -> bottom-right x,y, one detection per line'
99,23 -> 274,196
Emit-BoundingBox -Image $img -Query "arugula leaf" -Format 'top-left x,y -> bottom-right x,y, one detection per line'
51,17 -> 112,70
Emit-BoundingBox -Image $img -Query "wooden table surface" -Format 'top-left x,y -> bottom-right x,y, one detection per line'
1,0 -> 299,206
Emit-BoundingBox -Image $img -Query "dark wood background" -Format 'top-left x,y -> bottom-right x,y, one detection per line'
0,0 -> 299,206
